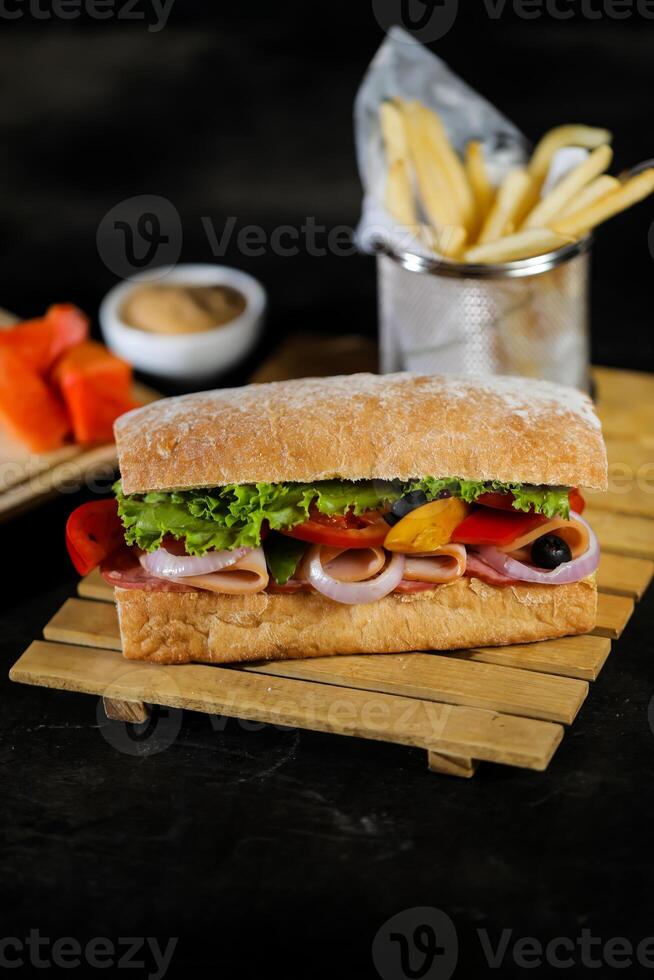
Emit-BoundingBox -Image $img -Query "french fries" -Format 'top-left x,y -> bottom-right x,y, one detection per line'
419,224 -> 467,259
477,167 -> 532,244
558,174 -> 619,220
465,141 -> 495,224
417,104 -> 476,231
528,124 -> 613,183
550,169 -> 654,238
464,229 -> 571,264
379,101 -> 409,164
378,104 -> 653,264
523,144 -> 613,229
384,159 -> 417,226
439,225 -> 467,259
401,101 -> 460,230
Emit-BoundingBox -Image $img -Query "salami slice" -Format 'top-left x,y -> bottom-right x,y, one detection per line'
393,580 -> 437,594
101,549 -> 194,592
464,553 -> 517,587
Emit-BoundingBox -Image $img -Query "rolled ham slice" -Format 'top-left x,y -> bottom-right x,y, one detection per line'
177,546 -> 269,594
102,549 -> 194,592
318,546 -> 386,583
499,516 -> 589,558
403,544 -> 467,584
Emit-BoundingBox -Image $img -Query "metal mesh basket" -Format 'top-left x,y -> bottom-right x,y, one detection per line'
377,237 -> 591,390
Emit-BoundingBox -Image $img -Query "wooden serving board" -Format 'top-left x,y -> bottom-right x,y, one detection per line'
0,309 -> 160,521
9,336 -> 654,777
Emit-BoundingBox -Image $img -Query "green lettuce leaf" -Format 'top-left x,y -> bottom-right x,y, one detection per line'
115,479 -> 401,556
115,475 -> 571,557
507,484 -> 570,519
408,478 -> 570,520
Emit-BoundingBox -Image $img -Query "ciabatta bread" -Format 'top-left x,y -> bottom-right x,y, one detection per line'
115,575 -> 597,665
115,373 -> 608,494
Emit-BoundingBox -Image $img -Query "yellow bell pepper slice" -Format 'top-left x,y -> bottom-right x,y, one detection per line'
384,498 -> 470,554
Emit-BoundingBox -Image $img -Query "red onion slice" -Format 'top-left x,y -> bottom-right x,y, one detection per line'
305,545 -> 405,604
476,513 -> 599,585
140,545 -> 249,579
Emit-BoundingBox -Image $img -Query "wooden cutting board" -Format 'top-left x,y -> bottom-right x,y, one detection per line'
0,308 -> 159,520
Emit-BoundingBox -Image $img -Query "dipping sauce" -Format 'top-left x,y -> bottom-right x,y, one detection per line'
121,284 -> 247,335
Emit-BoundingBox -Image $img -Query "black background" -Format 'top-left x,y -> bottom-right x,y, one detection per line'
2,3 -> 654,978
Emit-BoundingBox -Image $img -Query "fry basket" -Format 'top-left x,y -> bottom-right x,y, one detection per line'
377,236 -> 592,390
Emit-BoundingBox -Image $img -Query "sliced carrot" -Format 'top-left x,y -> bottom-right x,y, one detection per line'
0,348 -> 70,452
45,303 -> 89,357
0,303 -> 88,375
53,340 -> 138,445
60,382 -> 138,444
52,340 -> 133,395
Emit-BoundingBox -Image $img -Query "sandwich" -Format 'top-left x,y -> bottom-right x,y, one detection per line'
65,372 -> 608,665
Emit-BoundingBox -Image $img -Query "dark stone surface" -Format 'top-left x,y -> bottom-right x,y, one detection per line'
1,5 -> 653,977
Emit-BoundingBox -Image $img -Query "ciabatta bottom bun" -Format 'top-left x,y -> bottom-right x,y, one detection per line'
115,575 -> 597,665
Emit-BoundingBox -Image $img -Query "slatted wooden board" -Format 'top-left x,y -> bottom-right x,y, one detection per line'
9,337 -> 654,777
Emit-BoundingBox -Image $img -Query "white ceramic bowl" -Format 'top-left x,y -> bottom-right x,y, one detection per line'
99,264 -> 266,382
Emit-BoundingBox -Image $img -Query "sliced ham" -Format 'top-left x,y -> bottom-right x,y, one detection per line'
465,553 -> 517,587
177,546 -> 269,594
318,546 -> 386,583
106,545 -> 269,595
102,551 -> 193,592
403,544 -> 466,584
499,516 -> 589,558
273,577 -> 437,596
105,541 -> 509,596
394,580 -> 437,594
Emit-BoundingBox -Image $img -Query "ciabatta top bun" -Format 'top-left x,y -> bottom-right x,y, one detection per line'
115,372 -> 607,494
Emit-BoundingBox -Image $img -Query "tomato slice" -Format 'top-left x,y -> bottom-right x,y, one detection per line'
569,488 -> 585,514
475,492 -> 518,511
65,499 -> 126,575
281,509 -> 388,548
452,508 -> 549,548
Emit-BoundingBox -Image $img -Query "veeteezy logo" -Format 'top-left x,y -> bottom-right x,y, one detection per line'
97,194 -> 182,279
0,932 -> 177,978
372,0 -> 459,41
373,909 -> 654,976
372,907 -> 458,980
0,0 -> 175,30
372,0 -> 654,38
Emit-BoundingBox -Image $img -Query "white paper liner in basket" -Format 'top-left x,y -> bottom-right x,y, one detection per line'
354,27 -> 527,258
355,29 -> 591,389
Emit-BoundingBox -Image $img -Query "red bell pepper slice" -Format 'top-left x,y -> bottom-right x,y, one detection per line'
65,499 -> 126,575
452,508 -> 550,548
569,489 -> 585,514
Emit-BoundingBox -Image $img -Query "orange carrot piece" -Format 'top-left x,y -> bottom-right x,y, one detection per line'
52,339 -> 131,386
60,382 -> 138,444
0,348 -> 70,452
53,340 -> 138,445
0,303 -> 89,375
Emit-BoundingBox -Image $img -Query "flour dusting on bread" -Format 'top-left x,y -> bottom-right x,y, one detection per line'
115,372 -> 607,494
